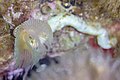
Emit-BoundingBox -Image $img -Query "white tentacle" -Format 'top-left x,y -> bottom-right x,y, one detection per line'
48,13 -> 117,49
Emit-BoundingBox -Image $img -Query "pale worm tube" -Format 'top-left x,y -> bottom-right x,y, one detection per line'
48,13 -> 117,49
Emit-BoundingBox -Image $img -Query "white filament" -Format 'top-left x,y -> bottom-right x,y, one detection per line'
48,13 -> 117,49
